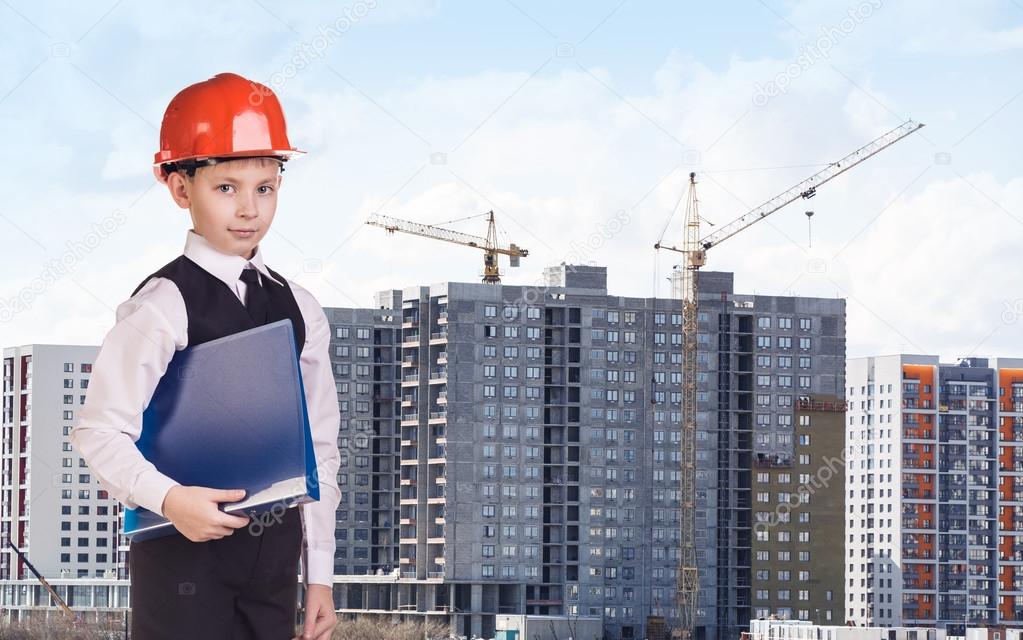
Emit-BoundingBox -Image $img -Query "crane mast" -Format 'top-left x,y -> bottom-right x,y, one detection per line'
662,120 -> 924,640
677,172 -> 703,640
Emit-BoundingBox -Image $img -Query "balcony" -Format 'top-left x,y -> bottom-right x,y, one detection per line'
903,457 -> 934,470
903,488 -> 935,499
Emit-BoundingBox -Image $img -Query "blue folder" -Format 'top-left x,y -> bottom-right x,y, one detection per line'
123,318 -> 320,541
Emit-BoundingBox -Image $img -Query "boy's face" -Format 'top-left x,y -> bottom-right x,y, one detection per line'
165,158 -> 282,260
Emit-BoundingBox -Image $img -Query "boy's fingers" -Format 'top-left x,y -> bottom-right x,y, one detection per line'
314,617 -> 335,639
217,511 -> 251,528
308,607 -> 335,639
209,488 -> 246,501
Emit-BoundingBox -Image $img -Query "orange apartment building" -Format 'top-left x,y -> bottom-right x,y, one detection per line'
846,355 -> 1023,633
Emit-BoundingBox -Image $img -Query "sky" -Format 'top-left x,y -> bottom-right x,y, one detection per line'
0,0 -> 1021,362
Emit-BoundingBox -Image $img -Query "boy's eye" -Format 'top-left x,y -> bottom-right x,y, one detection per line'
217,184 -> 234,193
257,185 -> 275,195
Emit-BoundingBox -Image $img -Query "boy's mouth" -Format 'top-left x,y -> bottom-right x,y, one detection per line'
229,228 -> 258,239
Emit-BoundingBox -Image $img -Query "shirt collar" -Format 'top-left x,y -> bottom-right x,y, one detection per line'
182,229 -> 284,289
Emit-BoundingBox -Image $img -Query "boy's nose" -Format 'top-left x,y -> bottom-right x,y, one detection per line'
236,196 -> 258,218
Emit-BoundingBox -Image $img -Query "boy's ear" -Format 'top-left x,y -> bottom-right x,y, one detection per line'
165,171 -> 192,209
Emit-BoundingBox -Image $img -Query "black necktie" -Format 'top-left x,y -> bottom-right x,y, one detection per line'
239,267 -> 270,324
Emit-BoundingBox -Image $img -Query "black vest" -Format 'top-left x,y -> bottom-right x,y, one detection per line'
131,256 -> 306,354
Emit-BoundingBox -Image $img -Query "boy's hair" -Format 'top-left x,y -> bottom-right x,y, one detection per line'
167,156 -> 284,181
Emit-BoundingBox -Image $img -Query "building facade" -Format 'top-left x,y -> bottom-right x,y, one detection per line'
326,265 -> 847,640
846,355 -> 1023,631
1,345 -> 123,582
751,394 -> 846,624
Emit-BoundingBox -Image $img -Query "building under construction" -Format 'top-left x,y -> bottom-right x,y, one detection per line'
323,264 -> 847,639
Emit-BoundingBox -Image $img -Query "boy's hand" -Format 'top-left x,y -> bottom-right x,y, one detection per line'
295,584 -> 336,640
161,485 -> 250,542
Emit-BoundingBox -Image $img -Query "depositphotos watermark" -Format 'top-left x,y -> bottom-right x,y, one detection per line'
0,210 -> 128,323
752,446 -> 849,535
246,428 -> 371,536
249,1 -> 378,106
511,209 -> 633,310
752,0 -> 882,108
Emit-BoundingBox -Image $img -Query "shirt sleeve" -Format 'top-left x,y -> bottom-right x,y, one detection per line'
70,277 -> 188,517
290,281 -> 341,587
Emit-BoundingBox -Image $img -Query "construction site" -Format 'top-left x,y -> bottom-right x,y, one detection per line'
323,122 -> 920,640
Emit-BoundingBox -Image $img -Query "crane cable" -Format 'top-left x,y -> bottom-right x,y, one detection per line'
655,175 -> 689,249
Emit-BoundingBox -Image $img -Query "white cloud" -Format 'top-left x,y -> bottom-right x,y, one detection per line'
2,0 -> 1021,367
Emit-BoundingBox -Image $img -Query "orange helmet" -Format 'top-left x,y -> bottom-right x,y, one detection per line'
153,72 -> 304,182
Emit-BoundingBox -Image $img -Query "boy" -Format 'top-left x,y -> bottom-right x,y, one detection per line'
71,72 -> 339,640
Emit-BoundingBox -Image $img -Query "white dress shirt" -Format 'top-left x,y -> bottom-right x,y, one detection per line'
71,229 -> 340,587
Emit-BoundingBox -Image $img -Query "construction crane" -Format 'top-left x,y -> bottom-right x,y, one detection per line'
6,535 -> 81,625
366,210 -> 528,284
655,119 -> 924,640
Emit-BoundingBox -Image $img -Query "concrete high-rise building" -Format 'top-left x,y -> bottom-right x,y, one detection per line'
321,307 -> 402,575
326,265 -> 847,640
1,345 -> 123,581
846,355 -> 1023,631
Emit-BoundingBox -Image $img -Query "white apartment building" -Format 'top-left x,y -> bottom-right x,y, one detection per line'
1,344 -> 123,580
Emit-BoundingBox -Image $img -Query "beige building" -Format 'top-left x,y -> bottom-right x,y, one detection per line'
751,394 -> 846,623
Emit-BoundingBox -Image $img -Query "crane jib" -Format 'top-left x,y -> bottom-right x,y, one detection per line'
698,120 -> 924,251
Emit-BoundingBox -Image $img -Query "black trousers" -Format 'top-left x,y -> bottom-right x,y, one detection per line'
129,506 -> 303,639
